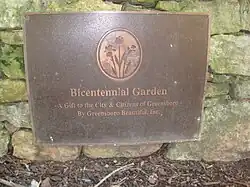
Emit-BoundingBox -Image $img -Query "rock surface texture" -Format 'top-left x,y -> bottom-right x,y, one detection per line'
0,0 -> 249,161
12,130 -> 81,162
0,127 -> 10,157
166,101 -> 250,161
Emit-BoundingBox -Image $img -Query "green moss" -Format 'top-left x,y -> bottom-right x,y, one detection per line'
0,102 -> 31,128
0,31 -> 23,45
156,1 -> 188,11
44,0 -> 121,12
122,2 -> 144,11
202,103 -> 237,135
211,74 -> 231,83
204,96 -> 230,108
0,80 -> 27,103
210,35 -> 250,76
129,0 -> 156,8
205,83 -> 229,97
0,0 -> 41,28
234,80 -> 250,98
0,0 -> 121,27
155,0 -> 250,34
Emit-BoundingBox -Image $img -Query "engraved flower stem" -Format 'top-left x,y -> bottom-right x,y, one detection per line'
120,59 -> 125,78
111,55 -> 119,77
119,45 -> 121,64
118,45 -> 121,78
121,49 -> 132,77
123,61 -> 131,76
115,36 -> 124,78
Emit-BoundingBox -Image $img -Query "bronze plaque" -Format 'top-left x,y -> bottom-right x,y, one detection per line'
24,11 -> 210,145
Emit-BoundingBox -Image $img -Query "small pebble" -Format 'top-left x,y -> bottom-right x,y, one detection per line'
40,177 -> 51,187
30,165 -> 38,172
30,179 -> 39,187
140,161 -> 145,167
82,178 -> 92,183
158,167 -> 167,175
104,164 -> 109,168
148,173 -> 158,184
50,175 -> 62,181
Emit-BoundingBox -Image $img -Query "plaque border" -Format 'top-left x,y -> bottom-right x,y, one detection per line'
23,11 -> 211,146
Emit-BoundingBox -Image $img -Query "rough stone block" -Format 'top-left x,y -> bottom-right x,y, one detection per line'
121,2 -> 144,10
0,80 -> 27,103
0,129 -> 10,157
129,0 -> 157,8
3,121 -> 19,134
0,31 -> 23,45
43,0 -> 121,12
206,72 -> 213,82
165,101 -> 250,161
210,35 -> 250,76
155,0 -> 250,34
211,74 -> 231,83
12,130 -> 81,162
0,121 -> 4,130
103,0 -> 127,4
0,0 -> 41,28
0,0 -> 121,28
234,80 -> 250,99
204,96 -> 230,108
0,102 -> 31,128
83,144 -> 162,158
205,82 -> 229,97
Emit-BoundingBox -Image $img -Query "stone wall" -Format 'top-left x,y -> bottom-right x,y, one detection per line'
0,0 -> 250,162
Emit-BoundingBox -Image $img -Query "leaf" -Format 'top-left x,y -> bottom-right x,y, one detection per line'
0,55 -> 10,63
0,45 -> 23,66
114,55 -> 120,65
0,59 -> 25,79
14,47 -> 23,58
1,45 -> 14,55
124,61 -> 132,74
111,67 -> 116,75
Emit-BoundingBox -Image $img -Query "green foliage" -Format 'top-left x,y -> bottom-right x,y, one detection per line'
0,45 -> 23,65
0,44 -> 24,79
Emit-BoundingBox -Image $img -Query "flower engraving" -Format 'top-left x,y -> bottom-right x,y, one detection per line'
97,29 -> 142,80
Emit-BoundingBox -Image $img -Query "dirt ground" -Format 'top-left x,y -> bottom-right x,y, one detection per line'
0,145 -> 249,187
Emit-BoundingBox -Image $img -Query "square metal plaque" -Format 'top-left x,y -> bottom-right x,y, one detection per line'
24,11 -> 210,145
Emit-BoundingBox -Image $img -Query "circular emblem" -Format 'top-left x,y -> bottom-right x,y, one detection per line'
97,29 -> 142,81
